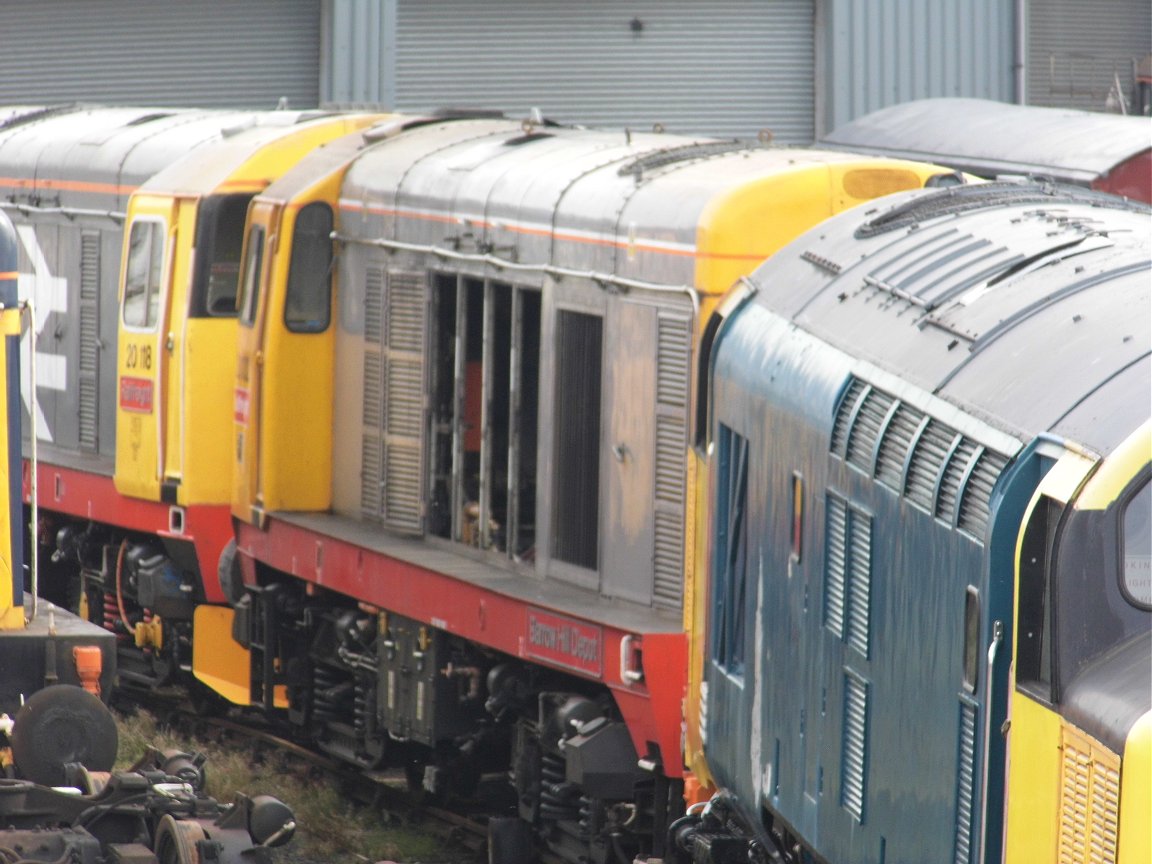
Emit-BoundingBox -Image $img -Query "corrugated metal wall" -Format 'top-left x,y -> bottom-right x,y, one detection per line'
327,0 -> 816,143
820,0 -> 1015,134
0,0 -> 320,109
1027,0 -> 1151,112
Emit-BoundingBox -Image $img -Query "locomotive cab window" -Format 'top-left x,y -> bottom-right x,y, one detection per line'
1015,494 -> 1062,700
190,193 -> 252,317
285,203 -> 334,333
1122,478 -> 1151,608
428,273 -> 540,560
123,219 -> 165,329
237,225 -> 265,327
712,424 -> 748,677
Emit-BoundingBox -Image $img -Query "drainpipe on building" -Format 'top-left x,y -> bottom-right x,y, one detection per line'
1014,0 -> 1027,103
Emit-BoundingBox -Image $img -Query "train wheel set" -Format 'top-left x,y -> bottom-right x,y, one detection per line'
0,102 -> 1146,864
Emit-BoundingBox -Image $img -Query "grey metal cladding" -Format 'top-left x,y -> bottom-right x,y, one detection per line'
761,186 -> 1151,451
1027,0 -> 1151,112
0,0 -> 321,111
336,0 -> 815,143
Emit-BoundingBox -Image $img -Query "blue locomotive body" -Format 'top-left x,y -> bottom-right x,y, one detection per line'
695,183 -> 1151,863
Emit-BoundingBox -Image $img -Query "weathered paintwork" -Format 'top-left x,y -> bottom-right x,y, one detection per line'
703,184 -> 1150,862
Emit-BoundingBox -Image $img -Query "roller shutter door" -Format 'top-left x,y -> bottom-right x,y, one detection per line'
0,0 -> 320,110
390,0 -> 815,143
1027,0 -> 1151,111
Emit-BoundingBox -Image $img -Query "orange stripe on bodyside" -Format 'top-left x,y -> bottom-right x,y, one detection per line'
0,176 -> 137,196
340,201 -> 771,263
0,272 -> 17,280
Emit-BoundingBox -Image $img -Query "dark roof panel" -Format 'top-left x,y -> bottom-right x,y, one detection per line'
821,98 -> 1151,186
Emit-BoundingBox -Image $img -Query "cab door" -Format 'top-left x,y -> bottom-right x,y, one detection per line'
115,196 -> 180,502
232,203 -> 278,523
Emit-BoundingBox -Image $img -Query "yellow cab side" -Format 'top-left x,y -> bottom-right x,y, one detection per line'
1005,423 -> 1152,864
116,115 -> 382,509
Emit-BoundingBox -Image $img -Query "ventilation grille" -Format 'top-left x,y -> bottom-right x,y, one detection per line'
656,315 -> 690,407
824,493 -> 872,658
958,451 -> 1008,538
381,272 -> 426,533
360,268 -> 385,520
78,233 -> 100,452
906,421 -> 956,511
844,388 -> 894,472
954,701 -> 978,864
652,313 -> 691,612
841,670 -> 869,822
875,404 -> 924,490
832,376 -> 1009,543
846,515 -> 872,658
359,268 -> 425,531
831,378 -> 867,455
824,495 -> 847,639
937,438 -> 979,523
1058,727 -> 1120,864
364,267 -> 384,346
653,511 -> 682,608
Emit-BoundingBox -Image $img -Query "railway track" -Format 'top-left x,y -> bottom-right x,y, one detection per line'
115,689 -> 564,863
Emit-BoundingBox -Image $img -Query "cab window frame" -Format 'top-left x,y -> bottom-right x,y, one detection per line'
1119,471 -> 1151,610
122,217 -> 166,331
237,224 -> 266,328
284,202 -> 335,334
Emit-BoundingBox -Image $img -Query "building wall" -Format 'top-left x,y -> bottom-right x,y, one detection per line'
1027,0 -> 1151,112
0,0 -> 320,110
327,0 -> 817,143
819,0 -> 1016,134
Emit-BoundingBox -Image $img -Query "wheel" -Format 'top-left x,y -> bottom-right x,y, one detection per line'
154,813 -> 207,864
11,685 -> 118,786
487,817 -> 535,864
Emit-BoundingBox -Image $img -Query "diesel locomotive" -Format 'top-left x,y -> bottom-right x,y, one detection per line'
202,115 -> 950,863
3,99 -> 1146,864
684,182 -> 1150,864
0,104 -> 382,691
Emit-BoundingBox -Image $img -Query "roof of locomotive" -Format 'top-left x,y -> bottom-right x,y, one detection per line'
136,110 -> 388,197
0,104 -> 350,213
337,120 -> 950,290
738,181 -> 1151,458
821,98 -> 1152,186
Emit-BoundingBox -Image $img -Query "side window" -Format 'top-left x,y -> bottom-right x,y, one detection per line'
551,310 -> 602,570
238,225 -> 265,328
284,203 -> 334,333
191,193 -> 252,318
712,424 -> 749,677
1016,495 -> 1063,699
1122,479 -> 1151,607
123,220 -> 164,328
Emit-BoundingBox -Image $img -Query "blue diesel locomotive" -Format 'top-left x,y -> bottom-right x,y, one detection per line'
685,182 -> 1150,864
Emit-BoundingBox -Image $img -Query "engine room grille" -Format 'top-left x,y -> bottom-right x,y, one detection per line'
1058,726 -> 1120,864
360,267 -> 426,532
78,232 -> 100,452
841,669 -> 869,822
824,492 -> 872,658
831,376 -> 1009,542
954,700 -> 978,864
653,313 -> 691,611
